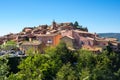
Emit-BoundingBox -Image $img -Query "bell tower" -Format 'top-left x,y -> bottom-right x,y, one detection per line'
52,20 -> 57,30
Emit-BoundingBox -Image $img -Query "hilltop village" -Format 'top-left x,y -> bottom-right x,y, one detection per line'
0,21 -> 120,55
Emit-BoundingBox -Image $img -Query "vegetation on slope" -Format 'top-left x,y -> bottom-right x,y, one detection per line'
0,42 -> 120,80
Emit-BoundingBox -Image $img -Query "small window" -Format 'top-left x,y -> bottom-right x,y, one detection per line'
47,39 -> 52,43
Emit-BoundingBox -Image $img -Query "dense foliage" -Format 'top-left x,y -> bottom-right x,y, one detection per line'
0,42 -> 120,80
0,56 -> 9,80
0,41 -> 18,50
73,21 -> 88,32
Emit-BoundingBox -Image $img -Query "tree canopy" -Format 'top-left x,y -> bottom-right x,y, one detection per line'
0,42 -> 120,80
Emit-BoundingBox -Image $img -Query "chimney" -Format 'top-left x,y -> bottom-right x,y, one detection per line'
94,32 -> 97,40
29,38 -> 32,42
3,40 -> 7,45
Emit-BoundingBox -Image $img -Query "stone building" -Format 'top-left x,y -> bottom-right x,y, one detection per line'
36,33 -> 62,46
61,36 -> 76,49
20,41 -> 42,53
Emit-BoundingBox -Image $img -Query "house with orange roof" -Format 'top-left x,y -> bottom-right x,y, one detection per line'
36,32 -> 62,46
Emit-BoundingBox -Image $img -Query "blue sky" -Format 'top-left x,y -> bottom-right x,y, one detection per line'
0,0 -> 120,36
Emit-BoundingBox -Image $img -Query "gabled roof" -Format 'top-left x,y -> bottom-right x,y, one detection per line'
61,35 -> 74,40
74,30 -> 94,35
35,32 -> 60,37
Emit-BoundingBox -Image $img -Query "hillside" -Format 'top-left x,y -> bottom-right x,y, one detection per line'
98,33 -> 120,42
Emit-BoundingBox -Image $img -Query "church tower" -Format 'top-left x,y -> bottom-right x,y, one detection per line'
52,20 -> 57,30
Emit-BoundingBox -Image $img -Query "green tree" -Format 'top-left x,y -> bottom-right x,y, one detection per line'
1,41 -> 17,50
56,63 -> 77,80
73,21 -> 79,28
55,42 -> 71,64
0,56 -> 9,80
6,42 -> 120,80
8,46 -> 62,80
76,50 -> 96,79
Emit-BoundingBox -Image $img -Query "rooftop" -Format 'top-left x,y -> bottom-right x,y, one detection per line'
21,41 -> 41,46
35,32 -> 60,37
